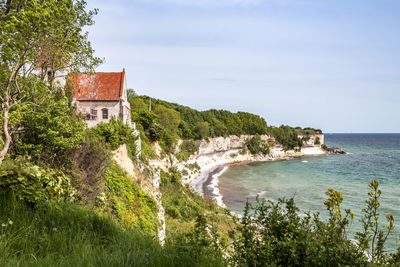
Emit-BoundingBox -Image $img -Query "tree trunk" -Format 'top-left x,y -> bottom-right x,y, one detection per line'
0,101 -> 11,165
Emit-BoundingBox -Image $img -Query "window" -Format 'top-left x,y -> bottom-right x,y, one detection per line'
91,109 -> 97,120
102,108 -> 108,119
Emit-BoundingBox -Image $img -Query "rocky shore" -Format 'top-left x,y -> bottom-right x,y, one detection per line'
326,147 -> 347,154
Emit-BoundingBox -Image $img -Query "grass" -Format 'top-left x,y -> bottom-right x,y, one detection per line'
161,181 -> 234,245
0,191 -> 226,267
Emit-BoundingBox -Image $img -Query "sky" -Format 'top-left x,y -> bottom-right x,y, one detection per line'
87,0 -> 400,133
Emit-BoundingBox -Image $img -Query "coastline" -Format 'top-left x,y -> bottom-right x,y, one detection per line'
191,147 -> 328,209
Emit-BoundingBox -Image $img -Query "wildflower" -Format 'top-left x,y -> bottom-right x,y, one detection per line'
8,220 -> 13,225
1,223 -> 6,227
52,227 -> 57,231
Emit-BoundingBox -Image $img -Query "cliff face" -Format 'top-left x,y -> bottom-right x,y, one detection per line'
195,135 -> 269,155
113,145 -> 166,245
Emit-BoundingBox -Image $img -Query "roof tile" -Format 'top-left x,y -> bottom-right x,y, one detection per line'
68,71 -> 124,101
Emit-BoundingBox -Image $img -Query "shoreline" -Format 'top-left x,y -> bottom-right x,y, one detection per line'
193,150 -> 328,209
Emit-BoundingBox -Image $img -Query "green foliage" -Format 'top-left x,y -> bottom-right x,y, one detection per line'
186,162 -> 200,171
93,118 -> 137,159
129,95 -> 269,141
139,130 -> 156,161
270,125 -> 303,150
159,131 -> 177,154
196,121 -> 210,139
136,110 -> 157,130
169,214 -> 227,266
230,181 -> 400,266
148,123 -> 164,141
230,197 -> 365,266
161,167 -> 182,185
153,105 -> 181,136
315,136 -> 321,145
176,140 -> 197,161
246,134 -> 270,155
0,191 -> 222,266
13,94 -> 85,167
355,180 -> 395,264
104,164 -> 158,235
0,157 -> 76,203
321,144 -> 328,150
70,131 -> 112,204
0,0 -> 101,163
128,95 -> 321,156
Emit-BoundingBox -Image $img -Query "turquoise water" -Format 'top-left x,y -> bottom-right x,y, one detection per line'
218,134 -> 400,251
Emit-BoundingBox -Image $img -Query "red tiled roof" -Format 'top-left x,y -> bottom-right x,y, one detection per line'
68,70 -> 125,101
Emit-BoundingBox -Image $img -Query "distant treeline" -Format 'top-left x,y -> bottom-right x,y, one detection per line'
128,91 -> 322,151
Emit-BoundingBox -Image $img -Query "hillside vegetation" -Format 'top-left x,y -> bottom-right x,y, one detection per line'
129,92 -> 322,159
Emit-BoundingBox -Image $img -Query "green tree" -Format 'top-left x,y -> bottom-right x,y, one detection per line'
13,94 -> 85,167
246,134 -> 269,155
153,105 -> 181,135
196,121 -> 210,139
0,0 -> 101,165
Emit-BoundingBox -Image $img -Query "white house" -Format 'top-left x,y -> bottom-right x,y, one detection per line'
68,69 -> 141,156
68,69 -> 132,128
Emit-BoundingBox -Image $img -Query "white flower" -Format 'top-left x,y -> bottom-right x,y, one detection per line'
1,223 -> 6,227
8,220 -> 13,225
52,227 -> 57,231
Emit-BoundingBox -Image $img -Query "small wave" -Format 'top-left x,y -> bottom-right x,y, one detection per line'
257,190 -> 267,197
302,160 -> 308,163
207,166 -> 229,208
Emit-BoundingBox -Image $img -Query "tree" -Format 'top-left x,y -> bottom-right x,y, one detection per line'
153,105 -> 181,136
195,121 -> 210,139
0,0 -> 101,165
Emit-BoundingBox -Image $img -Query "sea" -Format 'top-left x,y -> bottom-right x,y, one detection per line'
216,133 -> 400,251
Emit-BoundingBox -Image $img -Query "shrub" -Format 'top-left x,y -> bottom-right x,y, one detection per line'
230,181 -> 399,266
315,136 -> 321,145
0,157 -> 76,203
246,134 -> 270,155
93,118 -> 137,159
180,140 -> 197,153
70,132 -> 112,204
104,164 -> 159,235
148,123 -> 163,141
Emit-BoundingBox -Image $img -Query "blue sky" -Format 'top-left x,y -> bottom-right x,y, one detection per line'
87,0 -> 400,133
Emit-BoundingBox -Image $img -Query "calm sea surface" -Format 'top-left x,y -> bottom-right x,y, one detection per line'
218,133 -> 400,250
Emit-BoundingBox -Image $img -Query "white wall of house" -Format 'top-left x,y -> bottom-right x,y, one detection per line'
77,101 -> 120,128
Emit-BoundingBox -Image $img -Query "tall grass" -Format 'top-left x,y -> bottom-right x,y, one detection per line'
0,191 -> 225,266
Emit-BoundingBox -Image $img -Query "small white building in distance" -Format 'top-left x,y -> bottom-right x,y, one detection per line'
68,69 -> 132,128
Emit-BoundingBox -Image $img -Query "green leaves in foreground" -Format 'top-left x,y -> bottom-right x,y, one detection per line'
230,180 -> 400,266
0,157 -> 76,203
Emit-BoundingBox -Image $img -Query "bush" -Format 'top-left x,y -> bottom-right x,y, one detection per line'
148,123 -> 164,141
0,157 -> 76,203
315,136 -> 321,145
104,164 -> 159,235
180,140 -> 196,153
93,118 -> 137,159
70,131 -> 112,204
246,134 -> 270,155
230,181 -> 399,266
13,96 -> 85,168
